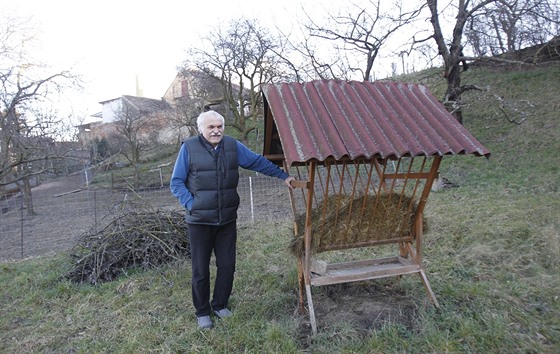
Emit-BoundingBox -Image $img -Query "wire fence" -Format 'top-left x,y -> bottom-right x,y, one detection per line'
0,174 -> 293,262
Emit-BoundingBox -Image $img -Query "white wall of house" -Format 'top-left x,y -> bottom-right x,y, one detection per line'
157,125 -> 194,145
100,98 -> 122,123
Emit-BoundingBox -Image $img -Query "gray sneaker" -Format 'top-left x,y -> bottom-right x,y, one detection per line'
197,315 -> 213,329
214,308 -> 233,319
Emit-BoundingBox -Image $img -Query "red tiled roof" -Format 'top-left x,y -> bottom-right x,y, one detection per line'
262,80 -> 490,167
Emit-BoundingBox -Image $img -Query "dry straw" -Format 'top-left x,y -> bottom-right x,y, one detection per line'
289,193 -> 423,257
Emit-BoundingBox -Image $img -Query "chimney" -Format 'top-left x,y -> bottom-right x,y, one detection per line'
135,75 -> 144,97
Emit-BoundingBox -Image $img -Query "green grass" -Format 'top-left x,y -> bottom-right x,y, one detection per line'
1,63 -> 559,353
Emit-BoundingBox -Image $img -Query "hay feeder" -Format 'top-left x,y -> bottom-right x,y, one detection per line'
262,80 -> 490,334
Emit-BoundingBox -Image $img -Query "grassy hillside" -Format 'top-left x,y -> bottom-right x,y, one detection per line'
400,62 -> 559,193
1,63 -> 558,353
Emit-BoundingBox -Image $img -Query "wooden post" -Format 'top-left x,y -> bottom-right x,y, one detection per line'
303,162 -> 317,334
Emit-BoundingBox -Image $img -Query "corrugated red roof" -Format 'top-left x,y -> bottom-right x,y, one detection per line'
262,80 -> 490,167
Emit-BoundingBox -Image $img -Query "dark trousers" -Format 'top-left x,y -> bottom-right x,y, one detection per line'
187,221 -> 237,317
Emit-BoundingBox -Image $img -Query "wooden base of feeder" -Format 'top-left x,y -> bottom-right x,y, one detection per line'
310,256 -> 420,286
303,255 -> 440,335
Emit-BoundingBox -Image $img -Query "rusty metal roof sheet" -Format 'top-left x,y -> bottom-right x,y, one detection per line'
262,80 -> 490,167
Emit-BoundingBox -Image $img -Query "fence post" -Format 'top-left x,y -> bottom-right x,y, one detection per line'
94,189 -> 98,233
84,167 -> 89,187
249,176 -> 254,221
19,193 -> 24,259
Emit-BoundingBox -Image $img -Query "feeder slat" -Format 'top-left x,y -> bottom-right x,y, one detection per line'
310,256 -> 420,286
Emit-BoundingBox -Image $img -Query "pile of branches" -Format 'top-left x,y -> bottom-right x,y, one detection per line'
67,202 -> 189,285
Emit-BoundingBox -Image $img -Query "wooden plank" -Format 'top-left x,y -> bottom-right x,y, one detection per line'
290,180 -> 310,189
263,154 -> 285,162
383,172 -> 431,179
303,162 -> 316,286
305,284 -> 318,335
53,189 -> 82,198
310,257 -> 421,286
418,269 -> 440,308
317,236 -> 414,253
325,256 -> 409,270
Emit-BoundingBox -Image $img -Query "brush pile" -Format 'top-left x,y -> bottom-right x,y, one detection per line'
67,205 -> 189,284
289,193 -> 422,256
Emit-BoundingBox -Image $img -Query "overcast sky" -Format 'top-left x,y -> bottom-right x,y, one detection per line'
3,0 -> 324,120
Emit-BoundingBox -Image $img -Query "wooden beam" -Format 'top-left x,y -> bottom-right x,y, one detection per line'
290,180 -> 310,189
310,257 -> 421,286
263,154 -> 285,162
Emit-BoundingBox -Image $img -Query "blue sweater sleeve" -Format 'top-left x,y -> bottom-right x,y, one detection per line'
171,140 -> 288,210
170,143 -> 194,210
236,141 -> 289,180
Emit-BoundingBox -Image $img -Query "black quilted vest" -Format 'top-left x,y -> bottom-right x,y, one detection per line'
184,135 -> 240,225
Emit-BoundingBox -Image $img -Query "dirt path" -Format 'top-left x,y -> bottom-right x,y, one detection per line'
30,173 -> 87,198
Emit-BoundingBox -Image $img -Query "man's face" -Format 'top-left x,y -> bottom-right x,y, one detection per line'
201,115 -> 224,147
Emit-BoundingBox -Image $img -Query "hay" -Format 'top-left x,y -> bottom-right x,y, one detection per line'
289,193 -> 422,257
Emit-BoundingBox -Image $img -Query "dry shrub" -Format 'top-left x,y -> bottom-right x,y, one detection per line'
289,193 -> 421,257
66,203 -> 189,284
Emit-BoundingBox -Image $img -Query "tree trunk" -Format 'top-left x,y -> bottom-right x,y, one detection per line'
133,164 -> 140,188
445,63 -> 464,124
19,176 -> 36,216
427,0 -> 469,125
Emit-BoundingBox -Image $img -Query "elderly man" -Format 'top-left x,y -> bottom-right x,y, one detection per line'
170,110 -> 294,329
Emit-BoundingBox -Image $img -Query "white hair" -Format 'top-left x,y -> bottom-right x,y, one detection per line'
197,111 -> 225,133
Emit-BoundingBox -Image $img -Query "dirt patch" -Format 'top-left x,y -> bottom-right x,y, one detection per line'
317,282 -> 417,328
296,281 -> 421,339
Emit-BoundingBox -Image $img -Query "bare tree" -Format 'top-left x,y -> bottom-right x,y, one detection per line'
466,0 -> 560,57
0,16 -> 80,215
423,0 -> 498,123
422,0 -> 559,123
300,0 -> 425,81
184,18 -> 290,144
167,70 -> 225,144
110,97 -> 164,187
169,96 -> 200,140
